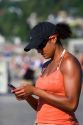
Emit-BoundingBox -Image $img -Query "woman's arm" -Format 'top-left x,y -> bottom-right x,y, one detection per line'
25,95 -> 38,111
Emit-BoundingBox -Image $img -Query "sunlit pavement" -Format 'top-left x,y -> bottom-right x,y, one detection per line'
0,94 -> 35,125
75,90 -> 83,125
0,90 -> 83,125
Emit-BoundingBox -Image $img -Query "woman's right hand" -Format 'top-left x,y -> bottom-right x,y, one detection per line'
11,88 -> 28,101
11,84 -> 34,101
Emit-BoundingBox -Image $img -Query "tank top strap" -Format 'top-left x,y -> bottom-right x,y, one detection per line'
57,49 -> 66,70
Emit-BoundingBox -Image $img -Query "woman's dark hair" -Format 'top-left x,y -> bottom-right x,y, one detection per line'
55,22 -> 72,39
55,22 -> 72,45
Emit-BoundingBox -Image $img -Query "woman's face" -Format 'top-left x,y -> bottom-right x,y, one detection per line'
37,35 -> 57,59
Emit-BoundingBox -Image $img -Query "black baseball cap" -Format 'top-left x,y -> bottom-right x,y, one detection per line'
24,22 -> 56,52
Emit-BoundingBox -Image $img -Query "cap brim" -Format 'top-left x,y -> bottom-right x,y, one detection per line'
24,38 -> 43,52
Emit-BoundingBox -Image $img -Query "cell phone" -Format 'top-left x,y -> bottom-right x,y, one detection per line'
8,83 -> 16,90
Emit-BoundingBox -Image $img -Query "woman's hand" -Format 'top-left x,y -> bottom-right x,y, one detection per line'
12,84 -> 34,100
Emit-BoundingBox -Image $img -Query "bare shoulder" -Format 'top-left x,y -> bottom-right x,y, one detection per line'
61,51 -> 82,74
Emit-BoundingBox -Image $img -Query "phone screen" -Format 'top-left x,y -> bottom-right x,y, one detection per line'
8,83 -> 16,90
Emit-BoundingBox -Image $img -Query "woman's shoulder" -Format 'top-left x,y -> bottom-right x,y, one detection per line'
63,51 -> 80,65
61,51 -> 82,73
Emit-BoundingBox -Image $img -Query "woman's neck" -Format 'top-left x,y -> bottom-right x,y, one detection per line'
52,45 -> 64,62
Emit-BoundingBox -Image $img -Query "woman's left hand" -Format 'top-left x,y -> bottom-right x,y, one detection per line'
12,84 -> 34,99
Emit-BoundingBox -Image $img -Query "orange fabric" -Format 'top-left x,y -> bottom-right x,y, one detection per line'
36,123 -> 56,125
35,70 -> 79,125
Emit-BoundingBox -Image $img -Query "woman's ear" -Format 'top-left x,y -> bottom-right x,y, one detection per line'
49,34 -> 58,44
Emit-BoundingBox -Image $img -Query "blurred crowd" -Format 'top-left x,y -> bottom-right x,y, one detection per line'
0,43 -> 44,93
8,53 -> 43,85
0,43 -> 83,94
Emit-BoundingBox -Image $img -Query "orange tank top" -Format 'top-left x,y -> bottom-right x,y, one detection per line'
35,49 -> 79,125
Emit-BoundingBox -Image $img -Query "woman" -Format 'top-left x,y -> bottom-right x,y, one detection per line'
79,54 -> 83,87
12,22 -> 82,125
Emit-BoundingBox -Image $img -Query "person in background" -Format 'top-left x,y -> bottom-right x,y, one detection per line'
22,66 -> 35,85
12,22 -> 82,125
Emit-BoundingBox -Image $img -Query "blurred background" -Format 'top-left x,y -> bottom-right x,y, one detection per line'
0,0 -> 83,125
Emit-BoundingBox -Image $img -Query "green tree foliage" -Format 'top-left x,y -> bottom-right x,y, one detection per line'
0,0 -> 82,42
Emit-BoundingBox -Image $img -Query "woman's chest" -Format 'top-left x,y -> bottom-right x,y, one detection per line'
36,70 -> 65,93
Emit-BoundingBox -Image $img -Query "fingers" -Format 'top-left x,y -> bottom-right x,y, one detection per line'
12,87 -> 23,93
12,88 -> 29,100
14,92 -> 25,101
14,90 -> 25,98
15,93 -> 29,101
11,85 -> 33,101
